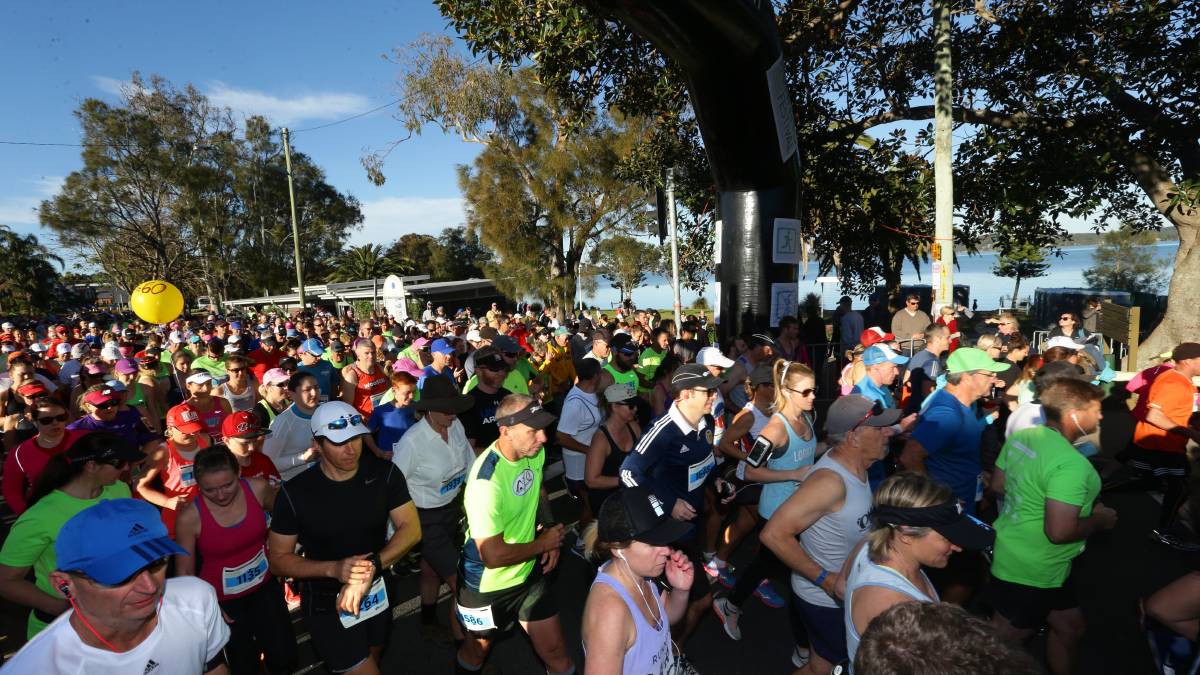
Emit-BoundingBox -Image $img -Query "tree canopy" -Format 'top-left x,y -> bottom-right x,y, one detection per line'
39,74 -> 362,305
592,234 -> 661,304
434,0 -> 1199,362
992,242 -> 1049,307
369,36 -> 653,313
0,226 -> 72,314
1083,226 -> 1167,295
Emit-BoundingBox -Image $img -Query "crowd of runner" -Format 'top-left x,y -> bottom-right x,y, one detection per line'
0,296 -> 1196,674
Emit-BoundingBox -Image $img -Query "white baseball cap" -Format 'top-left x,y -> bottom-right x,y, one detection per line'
697,346 -> 735,369
1046,336 -> 1084,351
310,400 -> 370,444
55,343 -> 71,356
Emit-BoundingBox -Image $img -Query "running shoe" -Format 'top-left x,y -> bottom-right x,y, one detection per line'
703,559 -> 736,588
792,645 -> 811,668
1152,528 -> 1200,552
711,596 -> 742,641
753,579 -> 785,608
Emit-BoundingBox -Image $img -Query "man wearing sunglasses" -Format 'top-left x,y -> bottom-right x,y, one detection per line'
762,394 -> 901,675
268,400 -> 420,675
4,498 -> 229,674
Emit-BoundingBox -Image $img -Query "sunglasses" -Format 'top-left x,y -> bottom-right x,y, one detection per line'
787,387 -> 817,397
93,401 -> 119,411
37,413 -> 68,425
79,557 -> 169,588
326,414 -> 363,431
227,368 -> 246,374
613,399 -> 638,408
1059,316 -> 1073,321
851,400 -> 886,431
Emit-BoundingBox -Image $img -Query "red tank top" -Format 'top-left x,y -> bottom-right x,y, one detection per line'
350,364 -> 389,416
195,479 -> 271,601
192,397 -> 229,442
158,436 -> 209,537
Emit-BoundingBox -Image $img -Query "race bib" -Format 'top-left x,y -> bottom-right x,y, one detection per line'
339,577 -> 389,629
440,471 -> 466,495
179,464 -> 196,488
370,391 -> 388,408
457,602 -> 497,632
222,548 -> 268,596
687,453 -> 716,493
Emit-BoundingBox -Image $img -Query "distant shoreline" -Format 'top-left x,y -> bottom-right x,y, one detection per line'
961,230 -> 1178,255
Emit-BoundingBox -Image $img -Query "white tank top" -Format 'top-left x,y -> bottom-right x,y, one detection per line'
790,451 -> 872,608
217,380 -> 256,412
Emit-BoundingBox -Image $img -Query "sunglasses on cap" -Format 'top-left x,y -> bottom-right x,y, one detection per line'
326,414 -> 363,431
851,400 -> 887,431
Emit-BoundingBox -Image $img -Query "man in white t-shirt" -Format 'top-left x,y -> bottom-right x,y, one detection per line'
2,498 -> 229,674
555,359 -> 603,530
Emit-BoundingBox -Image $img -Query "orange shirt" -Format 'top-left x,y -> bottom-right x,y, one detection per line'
1133,368 -> 1197,453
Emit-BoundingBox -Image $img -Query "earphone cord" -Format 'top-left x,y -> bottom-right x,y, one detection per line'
616,554 -> 664,632
64,592 -> 162,653
66,595 -> 121,652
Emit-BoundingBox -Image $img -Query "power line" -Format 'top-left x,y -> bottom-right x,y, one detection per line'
0,95 -> 406,149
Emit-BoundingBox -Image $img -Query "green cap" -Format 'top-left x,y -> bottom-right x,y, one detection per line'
946,347 -> 1011,374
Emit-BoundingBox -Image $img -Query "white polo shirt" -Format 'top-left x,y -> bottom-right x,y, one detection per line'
393,416 -> 475,509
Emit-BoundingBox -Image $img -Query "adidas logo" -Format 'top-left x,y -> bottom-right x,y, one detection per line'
144,659 -> 159,674
128,523 -> 148,538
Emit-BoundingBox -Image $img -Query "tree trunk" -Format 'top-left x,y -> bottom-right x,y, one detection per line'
1011,275 -> 1022,309
1126,151 -> 1200,367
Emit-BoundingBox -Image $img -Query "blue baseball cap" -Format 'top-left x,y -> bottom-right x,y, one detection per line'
298,338 -> 325,356
56,499 -> 187,584
862,344 -> 908,366
230,321 -> 242,330
430,338 -> 455,355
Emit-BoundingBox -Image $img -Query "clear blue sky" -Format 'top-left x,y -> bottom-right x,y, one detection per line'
0,0 -> 481,259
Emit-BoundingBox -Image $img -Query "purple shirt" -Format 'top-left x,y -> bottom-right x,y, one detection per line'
67,409 -> 157,447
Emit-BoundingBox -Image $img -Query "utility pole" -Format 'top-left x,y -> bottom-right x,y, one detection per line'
665,168 -> 683,334
932,0 -> 955,312
281,128 -> 305,311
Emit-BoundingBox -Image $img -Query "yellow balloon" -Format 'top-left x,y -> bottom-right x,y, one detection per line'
130,280 -> 184,324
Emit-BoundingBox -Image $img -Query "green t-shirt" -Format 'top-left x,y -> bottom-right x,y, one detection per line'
0,482 -> 132,638
190,355 -> 228,378
462,442 -> 544,593
161,346 -> 194,365
992,425 -> 1101,588
604,363 -> 639,391
464,370 -> 529,396
637,347 -> 666,392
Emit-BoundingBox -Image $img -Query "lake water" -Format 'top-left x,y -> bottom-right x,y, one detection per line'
582,241 -> 1179,312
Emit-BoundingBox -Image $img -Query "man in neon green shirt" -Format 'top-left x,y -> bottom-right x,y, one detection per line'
988,378 -> 1115,675
455,394 -> 572,675
636,327 -> 671,395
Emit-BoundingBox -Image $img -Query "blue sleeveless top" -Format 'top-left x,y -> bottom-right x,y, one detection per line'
758,412 -> 817,519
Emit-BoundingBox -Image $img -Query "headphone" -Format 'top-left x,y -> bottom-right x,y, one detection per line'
57,581 -> 71,598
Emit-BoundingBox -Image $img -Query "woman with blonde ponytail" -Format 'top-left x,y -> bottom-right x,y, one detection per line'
712,360 -> 821,652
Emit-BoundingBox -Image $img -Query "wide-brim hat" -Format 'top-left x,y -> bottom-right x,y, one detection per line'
412,377 -> 475,414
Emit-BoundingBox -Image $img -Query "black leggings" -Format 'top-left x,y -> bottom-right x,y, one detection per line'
220,577 -> 298,674
727,518 -> 809,648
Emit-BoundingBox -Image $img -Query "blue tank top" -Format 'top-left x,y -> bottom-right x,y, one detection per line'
586,563 -> 674,674
758,412 -> 817,519
844,545 -> 937,670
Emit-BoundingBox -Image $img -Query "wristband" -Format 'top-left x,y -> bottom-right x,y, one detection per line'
814,569 -> 829,586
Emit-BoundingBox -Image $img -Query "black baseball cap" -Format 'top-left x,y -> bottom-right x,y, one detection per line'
670,363 -> 723,393
611,333 -> 639,355
871,498 -> 995,550
598,486 -> 691,546
496,401 -> 556,430
474,345 -> 509,371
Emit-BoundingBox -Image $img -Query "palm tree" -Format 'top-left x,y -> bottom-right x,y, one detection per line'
324,243 -> 399,283
0,225 -> 65,313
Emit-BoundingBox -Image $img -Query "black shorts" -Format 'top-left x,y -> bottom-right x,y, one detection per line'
417,502 -> 464,579
987,569 -> 1080,630
792,595 -> 848,664
1125,445 -> 1191,479
301,579 -> 393,673
456,567 -> 557,637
